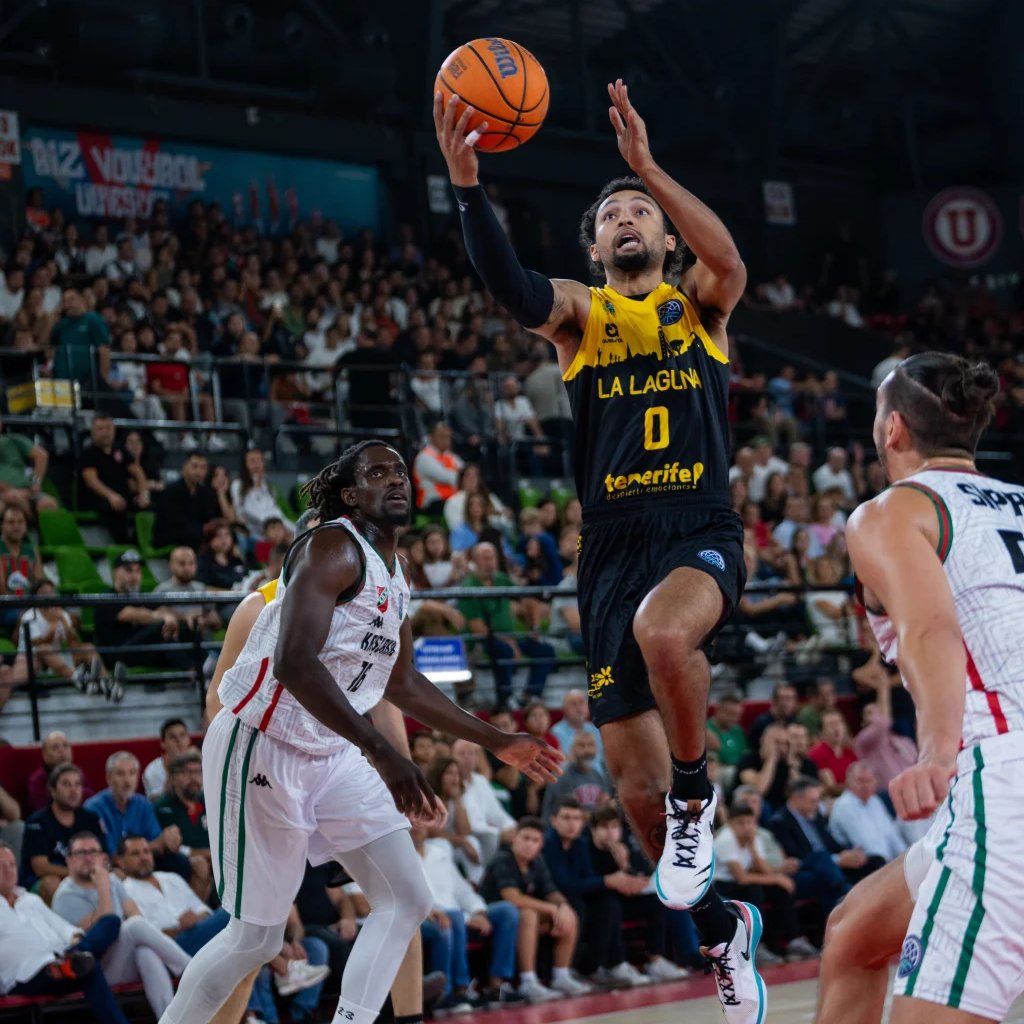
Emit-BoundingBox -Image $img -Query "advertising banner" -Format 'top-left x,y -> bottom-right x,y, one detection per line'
881,185 -> 1024,301
21,126 -> 380,233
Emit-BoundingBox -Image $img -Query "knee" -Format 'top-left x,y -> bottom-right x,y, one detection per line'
518,907 -> 538,929
93,914 -> 122,941
38,875 -> 60,904
226,919 -> 287,966
633,608 -> 702,665
400,873 -> 434,924
492,901 -> 519,928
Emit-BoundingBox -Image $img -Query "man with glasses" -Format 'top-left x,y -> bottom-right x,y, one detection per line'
0,839 -> 131,1023
52,831 -> 191,1019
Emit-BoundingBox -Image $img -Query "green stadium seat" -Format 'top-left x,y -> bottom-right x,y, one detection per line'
106,546 -> 158,593
38,508 -> 87,555
54,546 -> 109,594
550,483 -> 575,511
135,511 -> 173,559
517,481 -> 543,510
41,478 -> 62,505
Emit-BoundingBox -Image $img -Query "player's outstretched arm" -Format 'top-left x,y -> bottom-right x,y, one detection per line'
847,489 -> 965,820
274,530 -> 435,817
607,79 -> 746,322
432,91 -> 589,353
385,619 -> 564,785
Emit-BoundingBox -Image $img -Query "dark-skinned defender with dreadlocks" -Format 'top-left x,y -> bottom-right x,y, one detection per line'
161,441 -> 564,1024
436,79 -> 760,1022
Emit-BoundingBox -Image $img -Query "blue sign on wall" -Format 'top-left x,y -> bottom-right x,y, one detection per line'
414,637 -> 471,684
21,126 -> 380,234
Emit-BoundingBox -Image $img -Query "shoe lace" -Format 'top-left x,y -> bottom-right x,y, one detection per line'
665,796 -> 707,870
703,949 -> 740,1006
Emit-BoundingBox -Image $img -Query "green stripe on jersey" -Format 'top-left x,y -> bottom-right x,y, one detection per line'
897,482 -> 954,562
935,779 -> 957,862
217,718 -> 242,903
234,726 -> 261,918
905,865 -> 951,997
949,747 -> 987,1009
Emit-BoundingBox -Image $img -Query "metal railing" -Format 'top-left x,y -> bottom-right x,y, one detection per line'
0,577 -> 867,738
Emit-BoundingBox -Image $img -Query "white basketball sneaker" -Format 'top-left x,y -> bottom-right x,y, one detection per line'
702,901 -> 767,1024
655,789 -> 717,909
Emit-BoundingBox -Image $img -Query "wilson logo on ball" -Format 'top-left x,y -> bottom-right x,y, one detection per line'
435,37 -> 549,152
485,38 -> 519,78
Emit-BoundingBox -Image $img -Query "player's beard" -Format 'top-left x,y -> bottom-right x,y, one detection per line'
382,504 -> 412,527
610,242 -> 655,273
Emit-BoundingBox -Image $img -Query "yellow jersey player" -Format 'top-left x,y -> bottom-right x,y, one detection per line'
435,79 -> 762,1023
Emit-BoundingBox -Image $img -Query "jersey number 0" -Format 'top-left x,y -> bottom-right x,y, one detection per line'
644,406 -> 670,451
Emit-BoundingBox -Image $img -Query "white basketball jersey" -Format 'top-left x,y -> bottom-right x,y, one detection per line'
217,517 -> 410,755
865,468 -> 1024,747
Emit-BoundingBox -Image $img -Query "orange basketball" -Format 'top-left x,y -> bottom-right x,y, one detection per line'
435,37 -> 549,153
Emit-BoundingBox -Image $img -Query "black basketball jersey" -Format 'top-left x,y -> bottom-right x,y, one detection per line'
562,282 -> 732,512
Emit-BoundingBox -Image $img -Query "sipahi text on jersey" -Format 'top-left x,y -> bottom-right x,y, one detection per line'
597,367 -> 703,399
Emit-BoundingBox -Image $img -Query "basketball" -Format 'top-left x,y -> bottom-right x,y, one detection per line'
434,37 -> 549,152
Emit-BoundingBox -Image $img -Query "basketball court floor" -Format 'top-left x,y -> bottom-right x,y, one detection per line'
465,962 -> 1024,1023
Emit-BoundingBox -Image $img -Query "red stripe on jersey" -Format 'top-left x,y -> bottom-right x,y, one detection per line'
231,656 -> 270,715
965,643 -> 1009,734
258,683 -> 284,732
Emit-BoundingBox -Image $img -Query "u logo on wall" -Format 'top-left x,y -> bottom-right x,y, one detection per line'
923,187 -> 1003,268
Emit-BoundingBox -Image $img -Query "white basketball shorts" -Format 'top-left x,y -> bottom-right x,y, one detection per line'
894,734 -> 1024,1019
204,708 -> 409,925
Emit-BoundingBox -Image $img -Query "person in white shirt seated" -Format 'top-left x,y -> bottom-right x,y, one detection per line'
550,690 -> 605,776
142,718 -> 195,798
117,834 -> 229,955
811,447 -> 857,505
0,840 -> 131,1024
712,803 -> 817,963
117,836 -> 327,1016
52,832 -> 191,1019
412,821 -> 519,1011
451,739 -> 516,882
827,763 -> 907,863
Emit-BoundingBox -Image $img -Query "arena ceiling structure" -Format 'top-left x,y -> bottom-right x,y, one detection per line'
0,0 -> 1015,189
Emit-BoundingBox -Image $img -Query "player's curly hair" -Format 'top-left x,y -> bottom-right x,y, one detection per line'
299,440 -> 397,522
578,176 -> 691,282
885,352 -> 998,457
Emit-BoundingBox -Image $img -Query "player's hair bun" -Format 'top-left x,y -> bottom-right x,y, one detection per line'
942,361 -> 999,419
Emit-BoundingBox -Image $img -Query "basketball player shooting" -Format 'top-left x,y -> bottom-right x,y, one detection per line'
161,441 -> 563,1024
816,352 -> 1024,1024
435,81 -> 764,1022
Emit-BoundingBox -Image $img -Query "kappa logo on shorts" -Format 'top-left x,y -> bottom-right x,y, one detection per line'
657,298 -> 684,326
248,773 -> 272,789
588,665 -> 615,699
897,935 -> 922,979
376,586 -> 389,613
698,549 -> 726,572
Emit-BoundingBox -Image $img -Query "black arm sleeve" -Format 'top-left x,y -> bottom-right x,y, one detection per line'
454,184 -> 555,329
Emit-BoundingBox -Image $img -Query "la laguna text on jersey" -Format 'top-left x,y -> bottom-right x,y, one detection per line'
562,282 -> 731,513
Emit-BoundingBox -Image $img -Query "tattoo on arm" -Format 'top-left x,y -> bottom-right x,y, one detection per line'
545,286 -> 567,327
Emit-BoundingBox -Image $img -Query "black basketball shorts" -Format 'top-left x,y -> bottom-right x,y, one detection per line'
577,501 -> 745,728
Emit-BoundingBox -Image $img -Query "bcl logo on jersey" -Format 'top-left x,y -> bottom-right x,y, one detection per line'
897,935 -> 922,979
376,586 -> 389,614
656,298 -> 684,326
923,188 -> 1003,268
